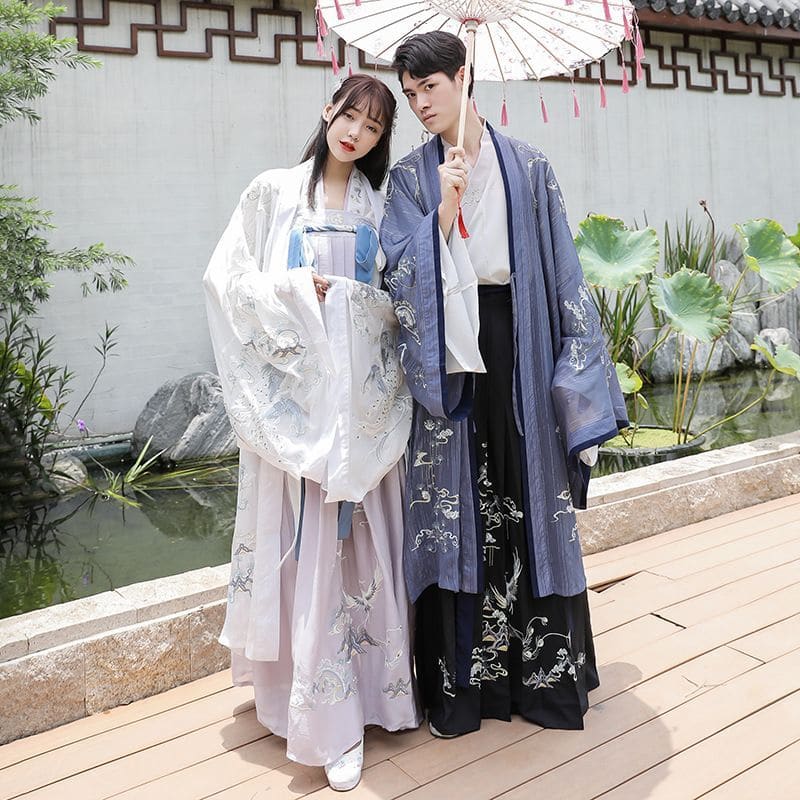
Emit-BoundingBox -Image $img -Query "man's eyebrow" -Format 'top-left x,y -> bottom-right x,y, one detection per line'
402,76 -> 433,95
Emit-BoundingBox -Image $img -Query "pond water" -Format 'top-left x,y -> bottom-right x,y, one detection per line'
2,370 -> 799,619
1,470 -> 237,619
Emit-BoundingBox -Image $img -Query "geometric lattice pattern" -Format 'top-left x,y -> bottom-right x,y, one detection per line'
50,0 -> 800,97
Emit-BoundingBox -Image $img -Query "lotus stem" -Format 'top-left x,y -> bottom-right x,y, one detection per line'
683,338 -> 720,437
694,370 -> 775,438
678,339 -> 699,443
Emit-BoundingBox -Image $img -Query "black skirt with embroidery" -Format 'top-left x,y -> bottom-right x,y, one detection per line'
414,285 -> 599,735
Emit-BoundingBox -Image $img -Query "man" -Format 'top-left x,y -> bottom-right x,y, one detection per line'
380,31 -> 628,738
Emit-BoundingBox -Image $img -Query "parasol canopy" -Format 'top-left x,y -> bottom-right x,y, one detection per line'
318,0 -> 638,86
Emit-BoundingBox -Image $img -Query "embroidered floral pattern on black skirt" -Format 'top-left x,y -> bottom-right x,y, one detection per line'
415,285 -> 599,736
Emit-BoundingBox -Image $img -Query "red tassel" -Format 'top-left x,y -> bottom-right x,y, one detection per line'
573,90 -> 580,118
623,11 -> 631,40
500,99 -> 508,126
333,0 -> 344,20
317,30 -> 324,57
540,94 -> 549,123
348,60 -> 353,78
599,77 -> 607,108
634,27 -> 645,80
621,62 -> 630,93
331,48 -> 340,75
602,0 -> 612,22
565,0 -> 574,5
472,98 -> 479,115
457,205 -> 470,239
355,0 -> 361,5
317,3 -> 328,36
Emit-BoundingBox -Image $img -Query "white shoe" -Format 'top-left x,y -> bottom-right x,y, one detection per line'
325,738 -> 364,792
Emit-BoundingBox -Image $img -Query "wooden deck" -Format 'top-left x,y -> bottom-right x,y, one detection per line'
3,494 -> 800,800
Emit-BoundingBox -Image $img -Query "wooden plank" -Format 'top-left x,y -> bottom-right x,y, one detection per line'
592,582 -> 800,704
596,690 -> 800,799
593,615 -> 682,664
123,722 -> 431,800
0,685 -> 255,798
730,612 -> 800,663
0,669 -> 235,771
656,558 -> 800,628
13,710 -> 272,800
492,646 -> 800,800
648,521 -> 800,580
110,738 -> 306,800
582,494 -> 800,570
591,535 -> 800,635
698,739 -> 800,799
202,759 -> 327,800
585,504 -> 800,588
591,571 -> 671,601
389,647 -> 757,795
301,761 -> 418,800
587,590 -> 615,610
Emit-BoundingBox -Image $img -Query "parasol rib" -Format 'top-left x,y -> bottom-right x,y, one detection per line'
497,18 -> 573,78
518,2 -> 624,45
335,9 -> 447,56
511,12 -> 611,62
485,24 -> 508,93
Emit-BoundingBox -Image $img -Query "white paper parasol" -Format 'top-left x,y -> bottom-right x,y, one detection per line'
317,0 -> 642,137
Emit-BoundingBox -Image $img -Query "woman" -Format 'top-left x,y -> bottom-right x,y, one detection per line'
203,75 -> 420,792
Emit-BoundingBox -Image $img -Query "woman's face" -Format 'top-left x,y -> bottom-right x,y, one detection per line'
323,102 -> 384,163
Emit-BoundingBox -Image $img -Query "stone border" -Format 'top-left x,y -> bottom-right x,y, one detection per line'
580,431 -> 800,553
2,432 -> 799,743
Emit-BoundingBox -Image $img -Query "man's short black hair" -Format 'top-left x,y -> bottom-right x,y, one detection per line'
392,31 -> 473,97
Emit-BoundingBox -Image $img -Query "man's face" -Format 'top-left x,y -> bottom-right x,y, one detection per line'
401,69 -> 463,136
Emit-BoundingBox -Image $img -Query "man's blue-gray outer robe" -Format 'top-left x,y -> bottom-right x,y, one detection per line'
380,126 -> 628,603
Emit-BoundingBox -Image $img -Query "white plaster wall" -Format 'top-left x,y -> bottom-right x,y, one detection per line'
1,1 -> 798,434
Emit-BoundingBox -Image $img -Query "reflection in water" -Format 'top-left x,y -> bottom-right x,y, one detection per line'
2,371 -> 798,619
1,471 -> 238,619
596,370 -> 800,476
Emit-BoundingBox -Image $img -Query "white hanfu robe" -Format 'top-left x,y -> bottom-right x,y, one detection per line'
203,162 -> 421,767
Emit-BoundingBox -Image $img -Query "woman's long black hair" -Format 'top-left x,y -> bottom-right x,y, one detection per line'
301,74 -> 397,210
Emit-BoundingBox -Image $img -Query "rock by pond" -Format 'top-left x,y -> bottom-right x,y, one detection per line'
132,373 -> 237,462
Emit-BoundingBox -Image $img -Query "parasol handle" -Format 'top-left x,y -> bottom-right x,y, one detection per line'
455,19 -> 477,238
456,19 -> 478,150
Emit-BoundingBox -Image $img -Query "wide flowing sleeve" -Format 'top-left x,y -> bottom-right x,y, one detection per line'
535,160 -> 628,501
202,176 -> 335,484
380,162 -> 478,420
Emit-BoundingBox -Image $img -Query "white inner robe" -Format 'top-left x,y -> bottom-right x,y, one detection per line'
438,127 -> 598,466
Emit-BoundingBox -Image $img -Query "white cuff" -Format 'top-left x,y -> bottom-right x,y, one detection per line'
579,445 -> 599,467
439,229 -> 485,374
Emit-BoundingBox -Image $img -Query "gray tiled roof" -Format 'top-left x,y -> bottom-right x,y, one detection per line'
634,0 -> 800,31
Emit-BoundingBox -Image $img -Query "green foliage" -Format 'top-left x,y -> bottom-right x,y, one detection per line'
750,336 -> 800,379
789,224 -> 800,250
649,269 -> 731,342
575,215 -> 659,290
736,219 -> 800,295
0,187 -> 131,314
615,361 -> 643,394
575,215 -> 659,366
614,361 -> 648,445
578,204 -> 800,452
0,0 -> 99,125
662,212 -> 727,277
0,9 -> 131,523
78,439 -> 238,509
